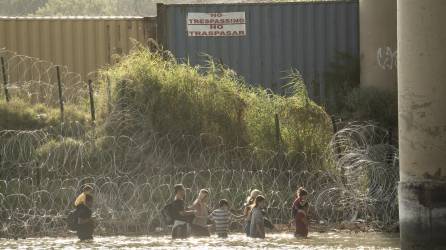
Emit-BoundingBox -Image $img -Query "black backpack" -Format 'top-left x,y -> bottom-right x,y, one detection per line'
161,203 -> 174,225
66,209 -> 79,231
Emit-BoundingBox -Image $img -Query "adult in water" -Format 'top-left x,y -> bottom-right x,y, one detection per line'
76,194 -> 96,240
189,189 -> 211,237
170,184 -> 195,239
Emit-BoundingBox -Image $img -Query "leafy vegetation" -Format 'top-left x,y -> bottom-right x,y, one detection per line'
0,0 -> 47,16
325,53 -> 360,115
325,53 -> 397,137
0,99 -> 89,131
35,0 -> 115,16
0,45 -> 333,179
343,87 -> 397,130
99,47 -> 333,165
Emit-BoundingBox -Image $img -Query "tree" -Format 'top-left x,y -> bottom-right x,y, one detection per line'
0,0 -> 48,16
115,0 -> 157,16
35,0 -> 115,16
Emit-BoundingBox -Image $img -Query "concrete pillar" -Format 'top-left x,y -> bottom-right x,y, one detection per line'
360,0 -> 397,90
398,0 -> 446,249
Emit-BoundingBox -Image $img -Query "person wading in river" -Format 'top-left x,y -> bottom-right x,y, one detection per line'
76,194 -> 96,240
292,187 -> 309,238
210,199 -> 244,238
249,195 -> 266,239
243,189 -> 261,236
169,184 -> 195,239
75,185 -> 93,207
189,189 -> 211,237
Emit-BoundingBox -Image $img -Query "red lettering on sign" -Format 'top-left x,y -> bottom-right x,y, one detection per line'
210,13 -> 223,17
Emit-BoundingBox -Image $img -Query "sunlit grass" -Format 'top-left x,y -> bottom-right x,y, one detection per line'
99,46 -> 332,167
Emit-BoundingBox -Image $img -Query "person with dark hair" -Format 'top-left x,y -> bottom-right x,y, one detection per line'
76,194 -> 96,241
169,184 -> 195,239
210,199 -> 243,238
75,184 -> 93,207
249,195 -> 266,238
292,187 -> 309,238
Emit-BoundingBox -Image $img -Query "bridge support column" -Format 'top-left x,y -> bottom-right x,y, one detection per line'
398,0 -> 446,249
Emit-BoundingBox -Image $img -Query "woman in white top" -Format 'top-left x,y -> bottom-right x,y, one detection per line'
189,189 -> 210,236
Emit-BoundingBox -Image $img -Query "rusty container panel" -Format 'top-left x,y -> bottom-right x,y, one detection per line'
0,16 -> 157,80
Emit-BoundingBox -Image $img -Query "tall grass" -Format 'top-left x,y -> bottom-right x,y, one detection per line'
0,99 -> 90,131
99,47 -> 332,168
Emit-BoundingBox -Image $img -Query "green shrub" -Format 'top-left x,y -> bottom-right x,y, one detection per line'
324,53 -> 397,136
0,99 -> 48,130
98,47 -> 333,166
343,87 -> 398,130
324,52 -> 360,114
36,138 -> 92,176
0,99 -> 90,131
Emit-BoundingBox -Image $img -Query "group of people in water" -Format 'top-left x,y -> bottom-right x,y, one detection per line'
69,184 -> 309,241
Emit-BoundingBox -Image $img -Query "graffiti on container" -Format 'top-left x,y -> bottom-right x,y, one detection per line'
377,46 -> 397,70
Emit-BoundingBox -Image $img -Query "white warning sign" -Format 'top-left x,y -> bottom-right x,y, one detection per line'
187,12 -> 246,37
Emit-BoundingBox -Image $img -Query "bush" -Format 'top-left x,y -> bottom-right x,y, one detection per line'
0,99 -> 48,130
343,87 -> 398,130
324,53 -> 397,140
0,99 -> 90,131
36,138 -> 92,177
98,47 -> 333,166
324,52 -> 360,114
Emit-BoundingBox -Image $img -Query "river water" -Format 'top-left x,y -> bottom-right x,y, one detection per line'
1,232 -> 399,249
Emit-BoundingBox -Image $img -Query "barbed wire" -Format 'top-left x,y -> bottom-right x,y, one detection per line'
0,123 -> 399,238
0,49 -> 89,107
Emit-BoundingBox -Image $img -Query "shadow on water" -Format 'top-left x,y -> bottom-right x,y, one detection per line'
1,232 -> 400,249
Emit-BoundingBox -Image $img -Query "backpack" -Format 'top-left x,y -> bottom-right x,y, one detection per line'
161,202 -> 174,225
66,209 -> 79,231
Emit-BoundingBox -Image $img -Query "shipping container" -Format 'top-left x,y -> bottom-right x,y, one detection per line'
157,1 -> 359,102
0,16 -> 156,80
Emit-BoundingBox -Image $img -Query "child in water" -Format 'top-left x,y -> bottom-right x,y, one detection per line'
292,187 -> 309,238
249,195 -> 266,239
243,189 -> 261,236
210,199 -> 244,238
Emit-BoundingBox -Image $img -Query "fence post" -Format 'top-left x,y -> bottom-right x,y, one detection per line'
56,66 -> 64,123
107,76 -> 112,113
1,57 -> 10,102
275,113 -> 281,150
88,79 -> 96,122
